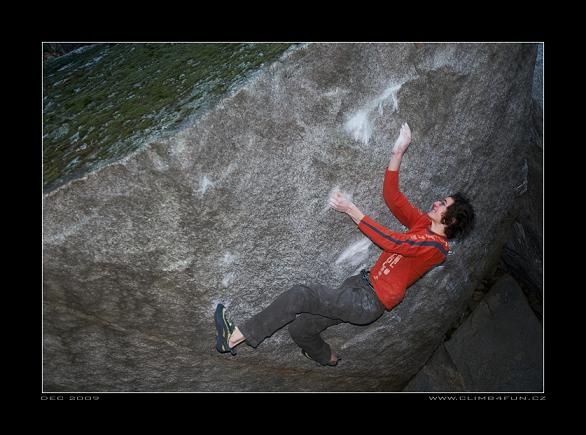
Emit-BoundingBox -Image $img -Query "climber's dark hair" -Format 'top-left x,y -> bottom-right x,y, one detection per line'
442,192 -> 475,240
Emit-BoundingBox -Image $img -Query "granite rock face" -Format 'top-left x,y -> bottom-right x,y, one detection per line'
403,274 -> 543,392
402,343 -> 467,392
501,43 -> 543,319
444,274 -> 543,392
43,43 -> 540,391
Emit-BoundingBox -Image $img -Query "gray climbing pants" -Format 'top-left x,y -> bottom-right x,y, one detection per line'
238,271 -> 385,366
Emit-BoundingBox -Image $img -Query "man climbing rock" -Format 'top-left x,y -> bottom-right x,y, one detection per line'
215,122 -> 475,366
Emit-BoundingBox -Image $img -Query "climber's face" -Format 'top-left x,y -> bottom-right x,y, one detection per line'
427,197 -> 454,224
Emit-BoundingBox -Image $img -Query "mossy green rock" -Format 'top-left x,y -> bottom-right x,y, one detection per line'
43,43 -> 291,191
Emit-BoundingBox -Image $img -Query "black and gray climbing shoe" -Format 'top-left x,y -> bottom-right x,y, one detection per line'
215,303 -> 236,355
301,349 -> 339,366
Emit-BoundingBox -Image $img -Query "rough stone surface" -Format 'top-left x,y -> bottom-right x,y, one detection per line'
402,343 -> 466,392
501,43 -> 543,320
441,274 -> 543,392
43,43 -> 539,391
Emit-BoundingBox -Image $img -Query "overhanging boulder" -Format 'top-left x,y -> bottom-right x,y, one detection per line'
43,43 -> 539,391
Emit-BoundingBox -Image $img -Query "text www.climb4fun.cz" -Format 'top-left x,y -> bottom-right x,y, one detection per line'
428,395 -> 546,400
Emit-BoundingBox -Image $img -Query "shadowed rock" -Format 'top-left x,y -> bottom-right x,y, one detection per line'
43,43 -> 540,392
443,274 -> 543,392
404,274 -> 543,392
402,343 -> 466,392
501,43 -> 543,320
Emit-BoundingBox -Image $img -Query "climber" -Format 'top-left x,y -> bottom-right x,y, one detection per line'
214,122 -> 475,366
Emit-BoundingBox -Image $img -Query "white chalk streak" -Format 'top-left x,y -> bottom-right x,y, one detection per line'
198,175 -> 215,195
344,110 -> 372,145
335,238 -> 371,267
343,82 -> 404,146
376,84 -> 401,114
341,324 -> 387,349
222,252 -> 236,265
222,272 -> 235,287
162,256 -> 194,272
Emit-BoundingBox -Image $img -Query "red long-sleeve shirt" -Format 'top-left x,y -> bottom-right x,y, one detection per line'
357,169 -> 449,310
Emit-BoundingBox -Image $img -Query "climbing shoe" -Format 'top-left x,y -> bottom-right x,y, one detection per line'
215,303 -> 236,355
301,349 -> 339,367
